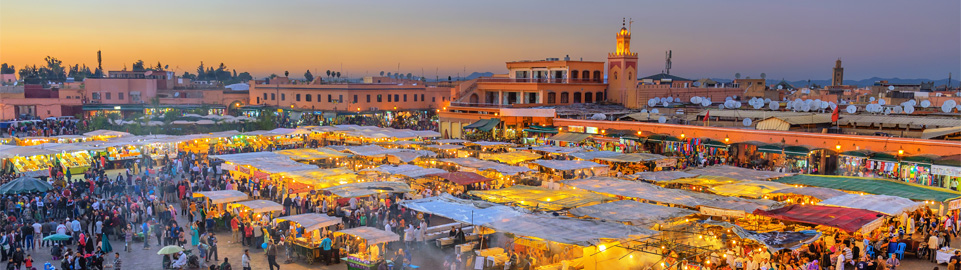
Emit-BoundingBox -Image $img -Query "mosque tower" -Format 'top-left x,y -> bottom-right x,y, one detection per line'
607,18 -> 639,106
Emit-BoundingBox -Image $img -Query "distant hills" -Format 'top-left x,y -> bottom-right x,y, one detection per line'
709,77 -> 955,88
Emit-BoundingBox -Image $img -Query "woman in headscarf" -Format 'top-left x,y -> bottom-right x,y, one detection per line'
100,233 -> 112,253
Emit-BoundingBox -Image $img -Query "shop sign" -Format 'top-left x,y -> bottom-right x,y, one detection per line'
238,166 -> 250,175
933,165 -> 961,178
950,199 -> 961,211
656,158 -> 677,168
220,163 -> 236,172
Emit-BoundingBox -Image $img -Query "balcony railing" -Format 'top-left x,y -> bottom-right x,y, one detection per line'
477,78 -> 604,84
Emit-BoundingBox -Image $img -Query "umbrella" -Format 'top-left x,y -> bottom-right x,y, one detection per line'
157,245 -> 184,255
42,234 -> 71,241
0,177 -> 54,194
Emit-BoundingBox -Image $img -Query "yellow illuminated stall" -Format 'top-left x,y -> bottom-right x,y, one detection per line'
275,213 -> 343,264
479,151 -> 541,165
336,227 -> 400,270
468,185 -> 613,211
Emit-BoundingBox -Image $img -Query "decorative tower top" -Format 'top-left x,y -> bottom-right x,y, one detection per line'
613,18 -> 636,57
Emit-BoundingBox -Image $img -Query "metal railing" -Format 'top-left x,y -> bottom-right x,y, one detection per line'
476,78 -> 604,84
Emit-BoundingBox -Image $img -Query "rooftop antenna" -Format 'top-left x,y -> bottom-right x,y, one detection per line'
665,50 -> 672,75
629,18 -> 634,32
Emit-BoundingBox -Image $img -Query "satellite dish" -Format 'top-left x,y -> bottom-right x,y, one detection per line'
650,109 -> 659,114
801,104 -> 812,112
648,99 -> 658,107
701,99 -> 711,107
753,103 -> 764,109
907,100 -> 917,107
878,99 -> 886,106
658,116 -> 667,123
719,104 -> 725,110
892,106 -> 903,114
693,81 -> 701,87
666,97 -> 674,103
921,100 -> 932,108
777,85 -> 783,90
736,101 -> 743,108
869,97 -> 876,102
662,101 -> 670,107
828,102 -> 837,111
820,101 -> 830,109
590,113 -> 606,120
888,85 -> 895,91
640,109 -> 648,113
943,100 -> 958,113
846,105 -> 856,114
904,106 -> 915,114
884,108 -> 892,115
725,97 -> 733,102
743,118 -> 752,126
764,98 -> 772,103
769,102 -> 780,110
690,97 -> 699,104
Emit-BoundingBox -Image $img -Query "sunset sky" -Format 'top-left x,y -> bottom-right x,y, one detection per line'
2,0 -> 958,80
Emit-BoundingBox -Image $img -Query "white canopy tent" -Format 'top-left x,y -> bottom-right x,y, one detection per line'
569,200 -> 697,226
483,214 -> 654,247
366,164 -> 447,178
400,194 -> 524,225
817,194 -> 924,216
195,190 -> 249,204
322,181 -> 412,198
337,227 -> 400,245
439,158 -> 532,176
275,213 -> 342,232
231,200 -> 283,213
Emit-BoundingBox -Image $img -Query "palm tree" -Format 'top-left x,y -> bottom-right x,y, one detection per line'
336,72 -> 341,78
327,70 -> 331,77
735,73 -> 741,80
380,71 -> 385,76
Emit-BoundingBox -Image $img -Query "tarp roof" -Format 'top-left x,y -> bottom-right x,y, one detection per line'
438,158 -> 532,176
773,174 -> 961,202
768,187 -> 847,200
195,190 -> 249,204
817,194 -> 924,216
532,160 -> 606,171
685,165 -> 793,181
276,168 -> 358,189
468,185 -> 613,210
212,152 -> 317,174
753,204 -> 884,233
276,213 -> 342,232
467,141 -> 513,147
231,200 -> 283,213
322,181 -> 412,198
400,194 -> 523,225
709,181 -> 794,199
570,151 -> 622,161
483,214 -> 654,247
481,151 -> 541,164
337,227 -> 400,245
569,200 -> 697,226
275,148 -> 351,160
628,171 -> 699,182
427,172 -> 493,185
731,226 -> 821,254
562,177 -> 776,214
517,146 -> 584,155
0,146 -> 58,158
661,175 -> 741,187
433,139 -> 468,144
921,126 -> 961,139
366,164 -> 448,178
549,132 -> 592,143
83,130 -> 132,137
423,144 -> 464,150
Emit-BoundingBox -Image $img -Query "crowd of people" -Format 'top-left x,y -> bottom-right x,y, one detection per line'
2,119 -> 82,138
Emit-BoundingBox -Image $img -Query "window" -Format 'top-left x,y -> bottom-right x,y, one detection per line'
573,92 -> 582,103
353,95 -> 358,103
421,94 -> 424,101
328,95 -> 332,102
317,94 -> 322,102
403,94 -> 407,102
91,93 -> 101,100
296,94 -> 301,101
414,95 -> 418,102
367,95 -> 371,103
432,97 -> 435,102
377,95 -> 382,102
571,70 -> 579,79
256,97 -> 260,103
560,92 -> 569,103
263,93 -> 268,101
394,95 -> 399,102
581,70 -> 590,80
66,96 -> 71,99
281,94 -> 285,101
585,92 -> 593,103
388,95 -> 392,102
547,92 -> 556,104
339,95 -> 343,103
271,93 -> 275,100
305,94 -> 311,102
593,71 -> 602,82
118,92 -> 124,100
105,92 -> 111,100
613,71 -> 617,80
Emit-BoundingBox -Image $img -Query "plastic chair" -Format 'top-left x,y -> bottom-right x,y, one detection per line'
896,242 -> 907,259
865,245 -> 875,258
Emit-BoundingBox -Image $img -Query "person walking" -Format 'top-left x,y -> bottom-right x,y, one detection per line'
266,240 -> 280,270
207,233 -> 218,262
113,252 -> 122,270
241,249 -> 251,270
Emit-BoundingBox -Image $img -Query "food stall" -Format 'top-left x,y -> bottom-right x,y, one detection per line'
417,171 -> 493,195
229,200 -> 283,225
0,146 -> 57,174
274,213 -> 343,264
193,190 -> 249,230
337,227 -> 400,270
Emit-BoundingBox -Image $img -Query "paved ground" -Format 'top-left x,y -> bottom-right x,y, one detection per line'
17,169 -> 953,270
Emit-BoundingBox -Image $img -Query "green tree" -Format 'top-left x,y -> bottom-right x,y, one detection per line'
0,63 -> 14,74
406,73 -> 412,80
284,71 -> 289,77
304,70 -> 314,83
181,72 -> 196,79
236,72 -> 252,82
197,62 -> 206,80
336,72 -> 341,78
379,71 -> 384,76
326,70 -> 331,77
155,61 -> 163,71
132,60 -> 145,71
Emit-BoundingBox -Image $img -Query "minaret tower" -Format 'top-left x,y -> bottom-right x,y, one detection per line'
608,18 -> 639,106
832,58 -> 844,86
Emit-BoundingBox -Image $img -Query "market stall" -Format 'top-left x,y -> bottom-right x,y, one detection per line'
627,171 -> 698,182
194,190 -> 249,229
773,174 -> 961,203
708,181 -> 794,199
419,171 -> 493,195
568,200 -> 697,227
531,159 -> 609,180
0,146 -> 58,173
752,204 -> 885,233
275,213 -> 343,264
229,200 -> 283,224
816,194 -> 923,216
479,151 -> 541,165
276,168 -> 359,192
766,186 -> 847,203
337,227 -> 400,270
685,165 -> 793,181
322,181 -> 412,198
